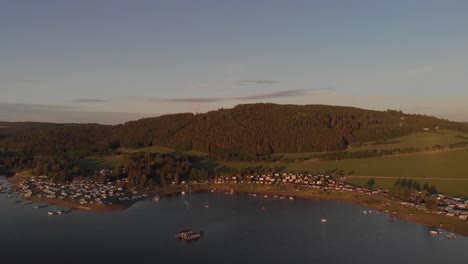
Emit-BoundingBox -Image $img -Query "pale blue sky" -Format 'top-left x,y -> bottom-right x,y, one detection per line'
1,0 -> 467,123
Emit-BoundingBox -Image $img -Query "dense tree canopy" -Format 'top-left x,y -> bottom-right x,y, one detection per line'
1,104 -> 467,159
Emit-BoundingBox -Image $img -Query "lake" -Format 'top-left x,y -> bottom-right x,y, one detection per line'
0,176 -> 467,264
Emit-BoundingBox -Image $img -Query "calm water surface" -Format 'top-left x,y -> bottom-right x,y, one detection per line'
1,176 -> 467,264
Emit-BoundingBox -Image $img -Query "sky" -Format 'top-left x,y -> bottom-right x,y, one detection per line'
1,0 -> 468,124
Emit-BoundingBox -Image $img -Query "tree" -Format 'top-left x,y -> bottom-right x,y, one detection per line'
366,178 -> 376,190
412,181 -> 421,191
394,178 -> 401,187
425,197 -> 438,212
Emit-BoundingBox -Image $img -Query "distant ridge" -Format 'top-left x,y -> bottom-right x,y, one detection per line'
1,103 -> 467,158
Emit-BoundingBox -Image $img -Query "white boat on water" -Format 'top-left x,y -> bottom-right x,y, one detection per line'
289,197 -> 294,200
446,228 -> 457,239
321,219 -> 327,223
181,191 -> 186,195
48,206 -> 61,216
429,230 -> 440,235
153,195 -> 160,202
446,233 -> 457,239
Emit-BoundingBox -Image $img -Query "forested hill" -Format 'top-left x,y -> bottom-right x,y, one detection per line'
1,104 -> 466,158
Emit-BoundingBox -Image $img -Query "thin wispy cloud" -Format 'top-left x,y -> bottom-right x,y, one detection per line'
233,89 -> 308,100
137,88 -> 331,104
158,98 -> 224,103
0,103 -> 79,111
236,80 -> 281,85
73,99 -> 109,103
0,103 -> 142,124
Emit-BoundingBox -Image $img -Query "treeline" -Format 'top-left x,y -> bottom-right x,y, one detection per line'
1,104 -> 467,159
0,150 -> 33,175
0,124 -> 116,158
111,152 -> 193,188
392,178 -> 438,196
31,157 -> 83,183
286,147 -> 421,162
391,178 -> 440,211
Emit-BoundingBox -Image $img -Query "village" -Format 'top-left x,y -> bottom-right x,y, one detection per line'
206,172 -> 468,220
13,173 -> 149,207
1,171 -> 467,221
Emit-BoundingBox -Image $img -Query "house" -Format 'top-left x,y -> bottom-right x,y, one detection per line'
99,169 -> 111,177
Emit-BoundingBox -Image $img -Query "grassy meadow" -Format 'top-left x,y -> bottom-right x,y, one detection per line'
218,147 -> 468,178
75,155 -> 125,171
274,130 -> 468,160
77,131 -> 468,197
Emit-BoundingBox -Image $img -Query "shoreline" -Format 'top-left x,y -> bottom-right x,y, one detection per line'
5,175 -> 467,237
191,183 -> 468,237
25,196 -> 132,212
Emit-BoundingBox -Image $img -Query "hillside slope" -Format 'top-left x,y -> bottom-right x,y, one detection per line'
1,103 -> 466,157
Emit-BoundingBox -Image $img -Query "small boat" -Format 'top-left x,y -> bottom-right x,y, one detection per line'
446,233 -> 457,239
153,195 -> 160,202
210,189 -> 215,193
263,195 -> 268,198
181,191 -> 186,195
321,219 -> 327,223
48,206 -> 60,216
363,211 -> 368,214
204,202 -> 209,209
289,197 -> 294,200
446,228 -> 457,239
175,230 -> 203,241
429,230 -> 439,235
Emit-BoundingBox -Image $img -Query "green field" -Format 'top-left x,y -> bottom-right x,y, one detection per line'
133,145 -> 176,154
274,130 -> 468,160
215,148 -> 468,197
219,147 -> 468,178
346,178 -> 468,198
352,130 -> 468,151
75,155 -> 125,171
126,145 -> 209,157
77,131 -> 468,197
